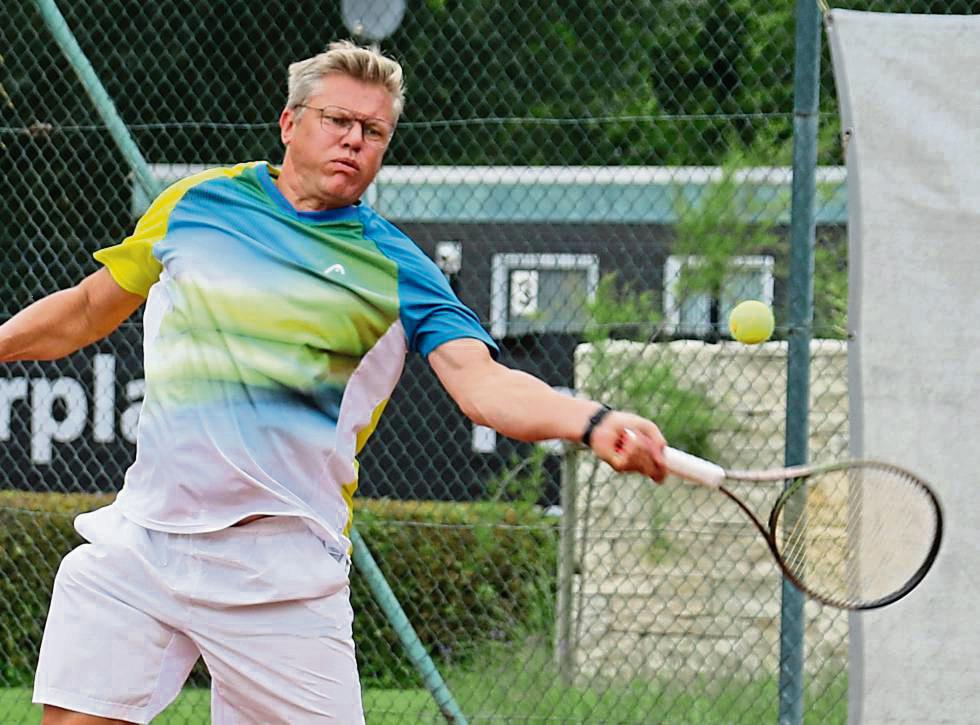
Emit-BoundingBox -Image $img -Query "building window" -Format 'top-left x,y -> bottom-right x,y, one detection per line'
663,255 -> 775,337
490,253 -> 600,338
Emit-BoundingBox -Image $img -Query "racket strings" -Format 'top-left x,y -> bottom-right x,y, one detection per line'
772,465 -> 940,609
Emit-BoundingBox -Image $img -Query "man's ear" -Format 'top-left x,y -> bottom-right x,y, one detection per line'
279,106 -> 295,147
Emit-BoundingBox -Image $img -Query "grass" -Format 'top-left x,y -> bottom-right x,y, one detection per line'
0,688 -> 440,724
0,645 -> 848,724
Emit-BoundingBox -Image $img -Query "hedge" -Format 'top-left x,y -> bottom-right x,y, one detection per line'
0,492 -> 558,689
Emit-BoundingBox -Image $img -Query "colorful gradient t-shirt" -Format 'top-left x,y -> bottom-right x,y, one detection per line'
94,161 -> 497,551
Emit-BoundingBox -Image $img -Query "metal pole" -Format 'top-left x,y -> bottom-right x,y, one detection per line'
556,448 -> 578,685
33,0 -> 162,203
350,527 -> 470,724
779,1 -> 822,723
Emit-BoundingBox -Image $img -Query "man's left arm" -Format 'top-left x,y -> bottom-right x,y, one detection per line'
428,338 -> 668,481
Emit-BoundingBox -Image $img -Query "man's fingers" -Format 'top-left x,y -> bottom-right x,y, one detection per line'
614,427 -> 667,482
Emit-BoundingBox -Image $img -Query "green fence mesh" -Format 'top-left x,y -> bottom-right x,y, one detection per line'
1,0 -> 976,722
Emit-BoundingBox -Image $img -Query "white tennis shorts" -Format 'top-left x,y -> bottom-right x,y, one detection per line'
33,505 -> 364,724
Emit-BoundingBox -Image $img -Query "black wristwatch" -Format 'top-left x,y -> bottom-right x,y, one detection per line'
581,404 -> 612,448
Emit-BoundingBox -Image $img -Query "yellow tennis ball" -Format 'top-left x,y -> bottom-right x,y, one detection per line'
729,300 -> 775,344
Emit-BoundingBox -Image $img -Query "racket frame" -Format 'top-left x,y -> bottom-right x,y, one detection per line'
664,448 -> 944,611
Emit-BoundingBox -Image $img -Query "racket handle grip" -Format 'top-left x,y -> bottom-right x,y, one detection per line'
664,447 -> 725,488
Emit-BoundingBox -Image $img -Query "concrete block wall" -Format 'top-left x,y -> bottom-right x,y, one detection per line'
564,340 -> 849,684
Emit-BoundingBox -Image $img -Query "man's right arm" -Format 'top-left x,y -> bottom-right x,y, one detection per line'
0,268 -> 145,363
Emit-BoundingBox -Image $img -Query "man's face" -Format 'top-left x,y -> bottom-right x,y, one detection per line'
279,73 -> 396,208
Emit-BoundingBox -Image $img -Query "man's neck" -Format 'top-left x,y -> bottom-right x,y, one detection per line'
273,162 -> 348,212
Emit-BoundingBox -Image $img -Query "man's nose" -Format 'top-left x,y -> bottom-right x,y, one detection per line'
340,121 -> 365,148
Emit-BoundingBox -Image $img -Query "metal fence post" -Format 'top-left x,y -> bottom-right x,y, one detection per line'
780,1 -> 823,723
557,448 -> 578,685
33,0 -> 162,204
350,527 -> 470,725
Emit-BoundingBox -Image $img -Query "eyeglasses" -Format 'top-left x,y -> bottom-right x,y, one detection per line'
296,104 -> 394,147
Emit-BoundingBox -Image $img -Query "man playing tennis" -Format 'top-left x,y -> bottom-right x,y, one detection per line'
0,41 -> 667,723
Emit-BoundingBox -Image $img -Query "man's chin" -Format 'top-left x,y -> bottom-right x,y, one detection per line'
322,183 -> 364,208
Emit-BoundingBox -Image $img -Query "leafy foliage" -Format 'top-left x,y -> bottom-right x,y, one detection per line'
484,445 -> 553,507
0,492 -> 113,686
584,273 -> 662,343
582,273 -> 724,460
813,236 -> 848,338
671,144 -> 781,307
352,498 -> 558,688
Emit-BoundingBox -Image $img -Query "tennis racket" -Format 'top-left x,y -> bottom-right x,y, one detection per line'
662,446 -> 943,611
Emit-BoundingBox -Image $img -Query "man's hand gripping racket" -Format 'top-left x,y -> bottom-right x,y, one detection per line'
625,431 -> 943,611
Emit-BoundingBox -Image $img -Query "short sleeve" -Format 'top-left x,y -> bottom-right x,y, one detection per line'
400,257 -> 500,358
93,195 -> 170,297
360,211 -> 499,359
93,163 -> 260,297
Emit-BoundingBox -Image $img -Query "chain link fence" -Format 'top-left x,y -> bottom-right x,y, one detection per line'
1,0 -> 976,722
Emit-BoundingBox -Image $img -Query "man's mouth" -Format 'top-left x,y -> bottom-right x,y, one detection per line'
329,158 -> 360,172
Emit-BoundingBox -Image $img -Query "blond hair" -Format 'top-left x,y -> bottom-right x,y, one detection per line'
287,40 -> 404,121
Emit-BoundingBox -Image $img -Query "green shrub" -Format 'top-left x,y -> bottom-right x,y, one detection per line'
0,492 -> 557,690
0,492 -> 113,686
352,499 -> 557,688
